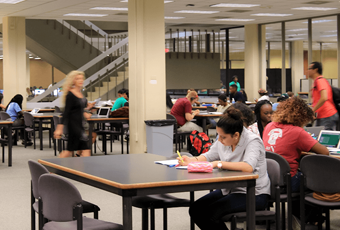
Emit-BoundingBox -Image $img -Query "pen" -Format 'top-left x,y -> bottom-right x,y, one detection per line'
177,150 -> 184,163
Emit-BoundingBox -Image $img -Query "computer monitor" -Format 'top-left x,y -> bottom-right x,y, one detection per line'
34,89 -> 45,95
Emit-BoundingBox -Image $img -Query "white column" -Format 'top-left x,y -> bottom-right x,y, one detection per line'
245,24 -> 266,100
291,41 -> 304,95
2,17 -> 27,106
128,0 -> 166,153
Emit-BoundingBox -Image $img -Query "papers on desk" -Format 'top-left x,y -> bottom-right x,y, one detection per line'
154,160 -> 188,169
209,112 -> 223,115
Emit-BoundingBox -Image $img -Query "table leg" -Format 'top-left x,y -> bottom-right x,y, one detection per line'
89,122 -> 94,156
190,191 -> 195,230
122,196 -> 133,230
202,118 -> 207,133
39,119 -> 43,150
8,124 -> 12,167
246,179 -> 256,230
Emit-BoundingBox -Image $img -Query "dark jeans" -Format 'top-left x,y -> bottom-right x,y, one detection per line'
189,190 -> 269,230
316,112 -> 339,130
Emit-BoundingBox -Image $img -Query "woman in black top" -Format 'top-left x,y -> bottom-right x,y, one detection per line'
54,71 -> 94,157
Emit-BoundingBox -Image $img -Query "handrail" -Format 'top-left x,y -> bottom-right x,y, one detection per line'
29,37 -> 129,102
84,20 -> 108,38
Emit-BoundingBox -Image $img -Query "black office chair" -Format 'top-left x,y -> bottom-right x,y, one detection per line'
220,159 -> 280,230
206,106 -> 217,112
266,151 -> 299,230
131,153 -> 192,230
167,114 -> 191,152
300,155 -> 340,230
28,160 -> 101,230
38,174 -> 122,230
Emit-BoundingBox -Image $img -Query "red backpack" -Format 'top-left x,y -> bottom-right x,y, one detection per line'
189,130 -> 212,156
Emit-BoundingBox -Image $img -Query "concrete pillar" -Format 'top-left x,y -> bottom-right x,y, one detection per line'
128,0 -> 166,153
291,41 -> 304,95
244,24 -> 266,100
2,17 -> 27,106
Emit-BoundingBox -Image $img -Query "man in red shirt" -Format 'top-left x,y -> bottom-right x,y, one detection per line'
170,91 -> 202,132
309,62 -> 339,130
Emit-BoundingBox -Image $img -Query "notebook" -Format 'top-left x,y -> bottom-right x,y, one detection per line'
91,107 -> 110,118
30,108 -> 40,114
93,98 -> 101,106
304,126 -> 325,140
317,130 -> 340,152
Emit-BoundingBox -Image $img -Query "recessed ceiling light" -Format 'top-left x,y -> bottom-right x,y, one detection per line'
29,56 -> 34,59
63,13 -> 108,17
164,1 -> 174,3
174,10 -> 219,14
320,34 -> 337,37
215,18 -> 255,22
303,19 -> 334,23
165,16 -> 185,19
286,28 -> 308,32
252,13 -> 292,16
210,3 -> 260,8
34,57 -> 41,60
0,0 -> 24,3
91,7 -> 128,11
292,7 -> 336,11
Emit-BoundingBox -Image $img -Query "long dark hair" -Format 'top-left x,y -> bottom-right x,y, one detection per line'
6,94 -> 23,111
217,107 -> 243,137
254,100 -> 272,139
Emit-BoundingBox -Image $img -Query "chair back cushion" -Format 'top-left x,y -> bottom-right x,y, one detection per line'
23,112 -> 34,127
301,155 -> 340,193
0,111 -> 11,121
266,151 -> 291,186
28,160 -> 49,199
53,115 -> 60,129
266,159 -> 280,200
38,174 -> 82,221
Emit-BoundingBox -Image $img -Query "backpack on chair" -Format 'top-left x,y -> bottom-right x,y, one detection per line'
189,130 -> 212,156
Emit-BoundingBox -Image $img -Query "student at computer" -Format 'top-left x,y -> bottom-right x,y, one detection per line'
170,90 -> 202,132
178,108 -> 270,229
54,71 -> 94,158
263,97 -> 329,193
111,88 -> 128,111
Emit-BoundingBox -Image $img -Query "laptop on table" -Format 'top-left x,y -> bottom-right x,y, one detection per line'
304,126 -> 325,140
91,107 -> 110,118
30,108 -> 40,114
317,130 -> 340,153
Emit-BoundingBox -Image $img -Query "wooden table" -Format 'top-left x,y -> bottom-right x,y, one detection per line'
87,117 -> 129,155
192,106 -> 207,110
38,154 -> 258,230
0,121 -> 13,166
33,113 -> 61,150
195,113 -> 222,133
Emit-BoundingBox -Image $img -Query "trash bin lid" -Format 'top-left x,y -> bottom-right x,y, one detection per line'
144,119 -> 176,127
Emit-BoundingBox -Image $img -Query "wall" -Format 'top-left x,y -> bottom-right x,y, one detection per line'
0,59 -> 65,89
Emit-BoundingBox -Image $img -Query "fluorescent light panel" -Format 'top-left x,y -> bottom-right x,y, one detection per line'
165,16 -> 185,19
216,18 -> 254,22
0,0 -> 24,3
303,19 -> 334,23
252,13 -> 292,16
292,7 -> 337,11
286,28 -> 308,32
286,33 -> 307,36
63,13 -> 108,17
174,10 -> 219,14
91,7 -> 128,11
210,3 -> 260,8
320,34 -> 337,37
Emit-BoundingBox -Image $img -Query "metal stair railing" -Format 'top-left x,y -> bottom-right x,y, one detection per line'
29,36 -> 129,103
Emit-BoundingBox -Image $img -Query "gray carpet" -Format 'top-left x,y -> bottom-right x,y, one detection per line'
1,131 -> 340,229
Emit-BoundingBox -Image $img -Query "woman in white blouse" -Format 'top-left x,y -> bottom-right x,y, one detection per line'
178,108 -> 270,230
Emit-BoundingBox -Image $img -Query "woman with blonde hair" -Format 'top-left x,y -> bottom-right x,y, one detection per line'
54,71 -> 94,157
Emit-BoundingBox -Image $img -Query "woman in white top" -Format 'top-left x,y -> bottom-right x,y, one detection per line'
208,94 -> 230,128
178,108 -> 270,230
256,88 -> 270,102
248,100 -> 273,139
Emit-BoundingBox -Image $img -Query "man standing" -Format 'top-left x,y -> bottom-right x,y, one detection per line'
309,62 -> 338,130
229,84 -> 245,103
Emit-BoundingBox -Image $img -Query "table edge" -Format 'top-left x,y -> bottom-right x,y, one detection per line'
38,159 -> 259,189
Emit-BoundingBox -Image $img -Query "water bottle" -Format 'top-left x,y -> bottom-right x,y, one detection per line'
232,98 -> 235,104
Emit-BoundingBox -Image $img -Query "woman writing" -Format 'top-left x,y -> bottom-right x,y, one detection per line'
178,108 -> 270,230
248,100 -> 273,138
54,71 -> 94,158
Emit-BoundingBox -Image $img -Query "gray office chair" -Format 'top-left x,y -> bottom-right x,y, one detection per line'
266,151 -> 299,230
38,174 -> 123,230
28,160 -> 100,230
300,155 -> 340,230
220,159 -> 280,230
